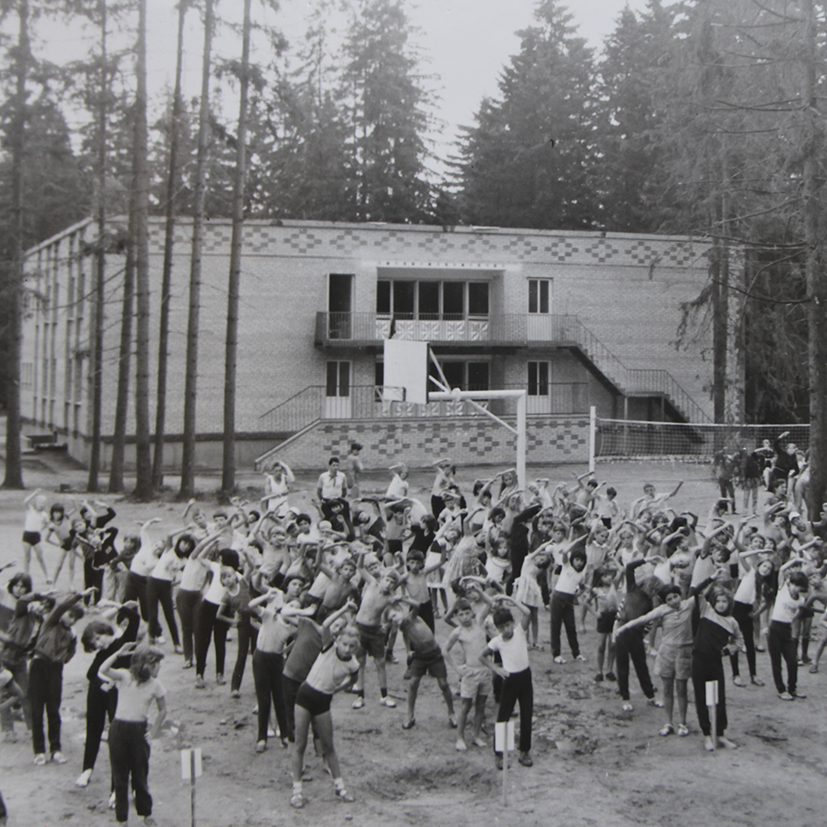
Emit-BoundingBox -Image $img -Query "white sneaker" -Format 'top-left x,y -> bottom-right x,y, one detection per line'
75,769 -> 92,788
109,792 -> 116,810
51,751 -> 68,764
379,696 -> 397,708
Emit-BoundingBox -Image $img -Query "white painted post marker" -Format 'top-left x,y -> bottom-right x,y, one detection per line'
495,721 -> 515,806
181,748 -> 202,827
705,680 -> 719,749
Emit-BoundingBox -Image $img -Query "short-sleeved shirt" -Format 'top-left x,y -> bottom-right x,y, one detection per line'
151,548 -> 184,582
130,545 -> 159,578
113,671 -> 165,722
555,563 -> 586,595
305,644 -> 359,695
771,583 -> 805,624
318,471 -> 347,500
203,561 -> 237,606
487,624 -> 530,674
179,557 -> 208,592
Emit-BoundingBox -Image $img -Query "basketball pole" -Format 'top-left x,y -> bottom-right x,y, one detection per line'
427,388 -> 527,489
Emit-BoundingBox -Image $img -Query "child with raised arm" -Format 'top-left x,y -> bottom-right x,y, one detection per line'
290,623 -> 360,809
615,583 -> 700,737
386,602 -> 456,731
586,564 -> 621,682
691,579 -> 744,751
768,564 -> 812,700
444,595 -> 491,751
549,536 -> 589,664
479,595 -> 534,769
21,489 -> 50,582
29,587 -> 96,765
76,601 -> 141,788
248,576 -> 315,752
351,555 -> 403,709
99,643 -> 166,825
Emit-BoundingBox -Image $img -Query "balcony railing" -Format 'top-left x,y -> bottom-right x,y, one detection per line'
314,312 -> 711,423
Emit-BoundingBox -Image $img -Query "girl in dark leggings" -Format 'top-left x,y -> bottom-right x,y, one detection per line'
146,534 -> 195,649
193,543 -> 240,689
248,576 -> 315,750
75,604 -> 140,788
730,550 -> 775,686
691,584 -> 743,751
615,558 -> 662,712
768,567 -> 812,700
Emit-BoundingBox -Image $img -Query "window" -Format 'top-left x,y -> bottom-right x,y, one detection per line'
528,279 -> 550,314
326,361 -> 350,397
376,279 -> 490,320
418,282 -> 440,318
468,282 -> 489,316
427,359 -> 489,392
528,361 -> 549,396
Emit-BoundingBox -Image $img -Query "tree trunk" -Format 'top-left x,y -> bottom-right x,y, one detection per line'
108,219 -> 134,494
133,0 -> 152,499
803,0 -> 827,516
152,0 -> 187,490
222,0 -> 252,495
2,0 -> 29,491
87,0 -> 107,493
179,0 -> 214,499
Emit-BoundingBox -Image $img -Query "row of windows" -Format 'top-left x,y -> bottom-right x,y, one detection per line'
374,279 -> 551,319
327,360 -> 553,397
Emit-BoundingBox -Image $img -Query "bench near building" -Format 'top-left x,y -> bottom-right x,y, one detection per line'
20,218 -> 722,472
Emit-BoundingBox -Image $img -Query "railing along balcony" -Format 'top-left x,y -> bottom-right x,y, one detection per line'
312,312 -> 710,424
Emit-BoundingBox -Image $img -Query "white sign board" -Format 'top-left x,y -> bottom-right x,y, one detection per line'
494,721 -> 515,753
181,748 -> 202,780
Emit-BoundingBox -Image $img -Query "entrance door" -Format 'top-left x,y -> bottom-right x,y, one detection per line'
328,274 -> 353,339
324,361 -> 352,418
527,361 -> 551,414
526,278 -> 552,340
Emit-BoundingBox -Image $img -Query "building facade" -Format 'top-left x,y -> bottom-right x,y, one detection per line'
21,218 -> 718,471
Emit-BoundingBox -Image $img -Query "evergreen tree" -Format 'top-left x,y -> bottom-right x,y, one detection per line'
339,0 -> 432,222
455,0 -> 597,230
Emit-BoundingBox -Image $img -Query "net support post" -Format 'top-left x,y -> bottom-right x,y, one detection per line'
589,406 -> 597,473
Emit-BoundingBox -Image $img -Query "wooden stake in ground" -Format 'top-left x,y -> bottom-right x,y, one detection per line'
495,720 -> 515,806
706,680 -> 719,749
181,747 -> 202,827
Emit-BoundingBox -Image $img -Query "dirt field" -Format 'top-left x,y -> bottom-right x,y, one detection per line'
0,455 -> 824,827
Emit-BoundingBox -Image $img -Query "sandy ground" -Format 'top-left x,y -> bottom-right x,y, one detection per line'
0,454 -> 825,827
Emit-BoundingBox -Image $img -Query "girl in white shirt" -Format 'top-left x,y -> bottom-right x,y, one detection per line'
146,534 -> 195,651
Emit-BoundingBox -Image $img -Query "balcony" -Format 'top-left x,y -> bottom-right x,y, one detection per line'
315,311 -> 585,348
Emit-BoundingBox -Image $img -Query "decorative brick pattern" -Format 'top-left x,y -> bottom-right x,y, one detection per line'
144,220 -> 709,270
260,415 -> 591,472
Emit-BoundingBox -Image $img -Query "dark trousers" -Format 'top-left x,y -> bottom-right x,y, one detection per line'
176,588 -> 202,663
28,658 -> 63,755
253,650 -> 288,742
691,653 -> 727,736
768,620 -> 798,694
282,675 -> 301,743
83,559 -> 103,605
146,577 -> 180,646
616,626 -> 654,701
109,719 -> 151,823
194,601 -> 228,677
231,616 -> 258,692
495,667 -> 533,754
730,601 -> 757,678
123,572 -> 149,620
550,591 -> 580,657
83,685 -> 118,771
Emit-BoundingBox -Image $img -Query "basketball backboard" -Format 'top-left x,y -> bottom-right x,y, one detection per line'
383,339 -> 429,405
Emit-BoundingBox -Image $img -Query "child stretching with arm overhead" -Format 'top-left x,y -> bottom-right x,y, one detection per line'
99,643 -> 166,826
385,601 -> 456,731
444,595 -> 492,751
479,595 -> 534,769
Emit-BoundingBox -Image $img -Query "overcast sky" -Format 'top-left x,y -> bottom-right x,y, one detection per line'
45,0 -> 646,168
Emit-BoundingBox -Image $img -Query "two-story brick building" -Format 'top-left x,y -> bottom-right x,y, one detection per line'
21,218 -> 721,472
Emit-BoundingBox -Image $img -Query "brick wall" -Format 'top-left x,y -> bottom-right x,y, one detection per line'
257,414 -> 591,472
